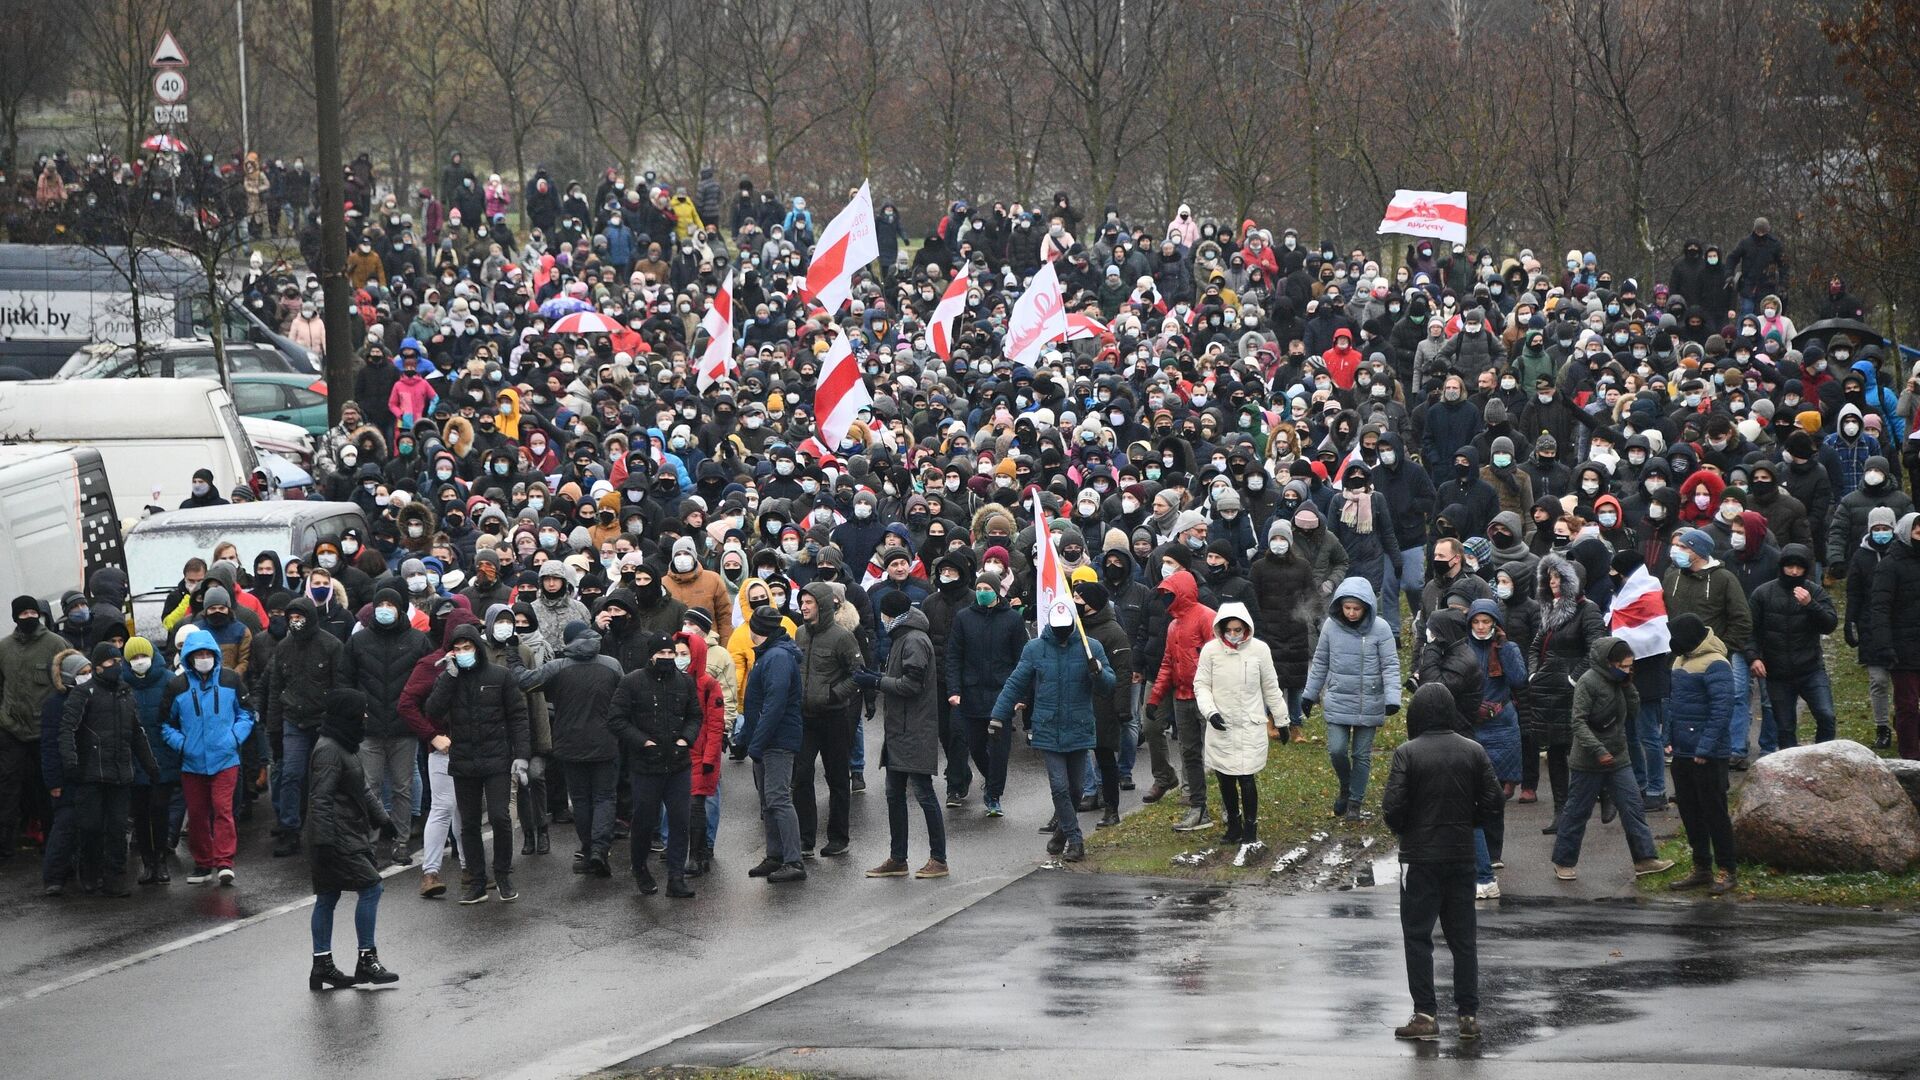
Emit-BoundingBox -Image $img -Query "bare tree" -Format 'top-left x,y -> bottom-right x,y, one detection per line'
246,0 -> 395,149
73,0 -> 187,161
1002,0 -> 1173,236
0,0 -> 66,170
905,0 -> 984,204
456,0 -> 559,194
716,0 -> 840,191
655,1 -> 730,184
382,3 -> 480,191
546,0 -> 660,168
824,0 -> 901,183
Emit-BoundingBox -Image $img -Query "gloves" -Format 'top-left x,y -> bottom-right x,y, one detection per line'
702,762 -> 715,775
1208,713 -> 1227,731
1846,624 -> 1860,647
1385,703 -> 1400,715
1300,698 -> 1316,718
511,758 -> 530,786
852,669 -> 882,691
729,742 -> 748,761
1085,657 -> 1103,678
527,757 -> 546,782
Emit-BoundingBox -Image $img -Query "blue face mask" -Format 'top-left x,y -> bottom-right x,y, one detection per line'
310,585 -> 332,604
375,606 -> 398,626
1671,547 -> 1694,570
453,650 -> 477,669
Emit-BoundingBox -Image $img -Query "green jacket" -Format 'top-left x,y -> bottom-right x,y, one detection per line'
1662,561 -> 1753,655
1570,635 -> 1638,772
0,623 -> 65,741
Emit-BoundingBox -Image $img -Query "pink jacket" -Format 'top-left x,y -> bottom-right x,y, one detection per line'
388,373 -> 436,429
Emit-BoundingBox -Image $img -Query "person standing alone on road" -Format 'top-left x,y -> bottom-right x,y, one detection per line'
305,689 -> 401,991
1383,683 -> 1503,1043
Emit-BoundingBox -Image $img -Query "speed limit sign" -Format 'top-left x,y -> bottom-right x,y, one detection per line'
153,70 -> 187,104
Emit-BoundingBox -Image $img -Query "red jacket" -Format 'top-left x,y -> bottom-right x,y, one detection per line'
1149,569 -> 1215,705
399,602 -> 477,742
678,630 -> 727,796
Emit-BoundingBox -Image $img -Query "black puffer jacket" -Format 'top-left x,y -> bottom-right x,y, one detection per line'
1414,610 -> 1486,732
1383,684 -> 1503,864
507,629 -> 623,763
60,676 -> 158,785
1527,555 -> 1607,745
264,597 -> 349,733
1247,534 -> 1319,689
1079,603 -> 1134,752
424,625 -> 531,776
1868,517 -> 1920,672
607,663 -> 703,774
1746,545 -> 1838,682
346,592 -> 433,738
943,598 -> 1027,718
304,732 -> 390,893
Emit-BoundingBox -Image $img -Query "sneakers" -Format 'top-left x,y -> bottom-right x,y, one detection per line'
1343,807 -> 1374,822
459,879 -> 490,904
866,858 -> 911,878
587,854 -> 612,878
1633,857 -> 1675,877
984,800 -> 1004,818
748,856 -> 783,878
1643,794 -> 1669,813
767,862 -> 807,883
945,791 -> 966,809
915,859 -> 949,879
495,872 -> 518,901
1095,808 -> 1121,829
634,868 -> 659,895
1708,869 -> 1738,896
1458,1014 -> 1481,1040
1668,867 -> 1713,891
1553,864 -> 1578,881
217,867 -> 235,886
187,865 -> 214,885
1172,807 -> 1213,832
1474,880 -> 1502,900
819,841 -> 850,857
1394,1013 -> 1440,1041
388,842 -> 413,868
850,771 -> 866,793
419,872 -> 446,898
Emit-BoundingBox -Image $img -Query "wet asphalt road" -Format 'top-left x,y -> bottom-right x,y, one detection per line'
633,873 -> 1920,1079
0,730 -> 1088,1080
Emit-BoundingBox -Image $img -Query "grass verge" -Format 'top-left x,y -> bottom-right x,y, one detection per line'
1635,592 -> 1919,908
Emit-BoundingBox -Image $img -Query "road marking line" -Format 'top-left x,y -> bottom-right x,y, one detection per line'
0,857 -> 417,1012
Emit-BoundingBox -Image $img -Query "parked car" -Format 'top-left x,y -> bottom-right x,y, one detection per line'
57,340 -> 297,380
230,372 -> 329,435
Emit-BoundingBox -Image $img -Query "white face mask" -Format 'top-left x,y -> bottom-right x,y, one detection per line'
673,554 -> 696,573
1865,470 -> 1886,487
491,621 -> 515,642
1649,503 -> 1667,521
129,656 -> 153,675
1122,497 -> 1140,514
193,655 -> 216,674
1269,539 -> 1290,556
1730,532 -> 1747,551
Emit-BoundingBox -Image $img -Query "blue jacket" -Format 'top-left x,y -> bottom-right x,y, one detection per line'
1303,577 -> 1402,726
741,633 -> 804,759
1466,599 -> 1527,723
1668,629 -> 1734,759
602,223 -> 636,265
128,662 -> 181,785
1855,359 -> 1906,442
991,631 -> 1116,753
160,629 -> 256,775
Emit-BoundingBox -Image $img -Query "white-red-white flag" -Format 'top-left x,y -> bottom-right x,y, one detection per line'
803,181 -> 878,315
928,270 -> 969,361
1064,312 -> 1110,342
1607,565 -> 1671,658
1004,261 -> 1068,368
696,269 -> 736,391
1376,189 -> 1468,245
813,327 -> 872,452
1031,489 -> 1075,632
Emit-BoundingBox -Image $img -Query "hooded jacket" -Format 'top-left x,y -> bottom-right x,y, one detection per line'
795,581 -> 863,714
1661,548 -> 1752,656
161,629 -> 256,775
1303,577 -> 1401,726
60,661 -> 159,785
677,631 -> 727,796
1194,602 -> 1286,775
1570,635 -> 1638,771
1826,455 -> 1914,568
423,623 -> 530,776
263,596 -> 349,734
508,626 -> 623,764
1382,682 -> 1501,864
990,625 -> 1116,754
664,536 -> 733,639
347,590 -> 434,738
1247,520 -> 1319,689
1148,569 -> 1216,706
1414,609 -> 1485,733
875,608 -> 940,774
1868,512 -> 1920,672
740,622 -> 805,758
606,639 -> 702,775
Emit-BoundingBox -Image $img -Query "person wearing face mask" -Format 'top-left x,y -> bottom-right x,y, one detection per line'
991,598 -> 1117,865
346,589 -> 434,869
1677,468 -> 1726,528
1661,529 -> 1756,769
1435,448 -> 1500,543
1826,454 -> 1913,572
1866,512 -> 1920,758
1145,567 -> 1219,833
1746,544 -> 1838,751
160,628 -> 256,886
1517,375 -> 1600,466
262,597 -> 350,857
56,642 -> 158,898
1844,507 -> 1900,749
1551,635 -> 1675,883
96,635 -> 172,892
530,561 -> 591,655
1303,576 -> 1401,821
478,603 -> 553,859
180,467 -> 226,510
661,537 -> 732,641
603,632 -> 702,899
424,623 -> 532,904
851,590 -> 949,880
793,582 -> 863,858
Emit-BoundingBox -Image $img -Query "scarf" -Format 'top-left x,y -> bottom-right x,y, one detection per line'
1339,489 -> 1373,534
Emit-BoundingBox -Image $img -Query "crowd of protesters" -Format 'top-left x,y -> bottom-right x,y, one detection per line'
3,151 -> 1916,1006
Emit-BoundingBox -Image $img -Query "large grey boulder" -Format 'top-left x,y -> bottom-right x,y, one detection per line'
1883,758 -> 1920,814
1732,741 -> 1920,874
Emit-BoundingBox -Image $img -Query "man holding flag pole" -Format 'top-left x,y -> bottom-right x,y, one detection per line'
989,493 -> 1115,862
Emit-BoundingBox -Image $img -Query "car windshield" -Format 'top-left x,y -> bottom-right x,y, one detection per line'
62,347 -> 286,379
125,524 -> 286,596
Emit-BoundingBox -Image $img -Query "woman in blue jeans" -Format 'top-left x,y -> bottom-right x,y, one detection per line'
1465,601 -> 1525,898
1302,578 -> 1401,820
305,690 -> 400,991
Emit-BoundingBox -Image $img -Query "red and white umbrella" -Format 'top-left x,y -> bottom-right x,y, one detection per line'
142,134 -> 190,153
547,310 -> 621,335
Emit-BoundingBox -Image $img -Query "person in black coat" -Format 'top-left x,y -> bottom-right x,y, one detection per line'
1435,448 -> 1501,542
1528,554 -> 1608,820
942,572 -> 1028,811
425,624 -> 531,903
505,621 -> 625,874
346,589 -> 432,865
60,643 -> 158,897
607,631 -> 703,897
263,596 -> 351,857
1381,682 -> 1502,1038
1198,540 -> 1259,616
1844,514 -> 1897,749
1248,520 -> 1319,735
1749,544 -> 1839,748
305,689 -> 400,991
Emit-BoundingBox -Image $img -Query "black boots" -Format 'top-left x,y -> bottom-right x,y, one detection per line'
1095,806 -> 1121,829
137,859 -> 160,885
309,953 -> 357,991
1877,726 -> 1894,750
354,948 -> 399,986
634,866 -> 659,895
666,874 -> 695,899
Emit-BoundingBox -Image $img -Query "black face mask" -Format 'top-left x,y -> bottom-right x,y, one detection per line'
14,617 -> 38,636
266,614 -> 286,639
1207,563 -> 1230,582
651,656 -> 677,678
635,580 -> 662,605
209,611 -> 235,630
1049,624 -> 1074,644
1102,561 -> 1129,587
92,663 -> 121,686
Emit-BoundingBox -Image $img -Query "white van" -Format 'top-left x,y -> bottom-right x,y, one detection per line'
0,378 -> 259,519
0,444 -> 127,606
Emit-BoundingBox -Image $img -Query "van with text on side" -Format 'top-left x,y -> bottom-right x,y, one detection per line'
0,444 -> 126,610
0,377 -> 259,525
0,243 -> 316,377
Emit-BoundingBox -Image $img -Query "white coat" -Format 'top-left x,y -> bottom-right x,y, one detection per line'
1194,601 -> 1287,776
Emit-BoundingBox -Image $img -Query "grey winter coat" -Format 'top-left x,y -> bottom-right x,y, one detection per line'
1303,577 -> 1402,727
877,609 -> 940,775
